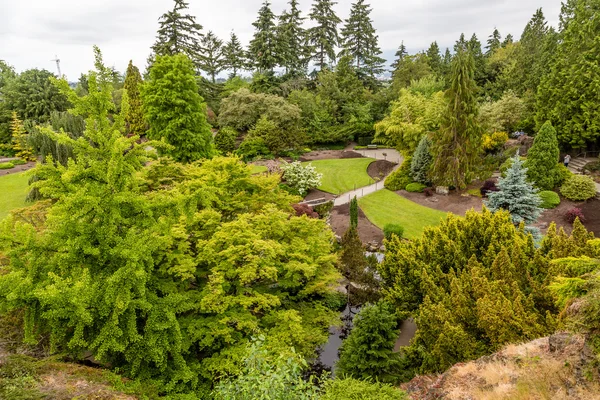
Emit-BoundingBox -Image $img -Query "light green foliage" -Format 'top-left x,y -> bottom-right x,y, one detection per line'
479,91 -> 525,134
408,75 -> 445,97
221,76 -> 250,98
350,196 -> 358,228
281,160 -> 322,196
0,162 -> 13,169
374,90 -> 444,154
525,121 -> 561,190
560,174 -> 598,201
303,158 -> 374,195
384,157 -> 413,191
538,191 -> 560,209
142,54 -> 214,162
308,0 -> 342,70
248,116 -> 304,155
481,131 -> 508,153
405,183 -> 426,193
123,61 -> 146,137
236,137 -> 272,161
287,89 -> 337,144
10,112 -> 36,162
0,48 -> 340,394
383,224 -> 404,241
249,1 -> 279,73
486,155 -> 542,225
321,378 -> 407,400
337,302 -> 400,382
358,190 -> 447,240
410,135 -> 432,184
431,48 -> 483,189
214,127 -> 237,154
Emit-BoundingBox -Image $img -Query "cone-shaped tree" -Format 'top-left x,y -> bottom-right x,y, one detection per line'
123,61 -> 146,137
142,54 -> 213,162
426,41 -> 442,75
276,0 -> 309,76
431,48 -> 482,189
390,41 -> 407,70
349,195 -> 358,228
486,28 -> 502,55
198,31 -> 225,82
223,32 -> 246,78
410,135 -> 432,184
524,121 -> 560,190
249,1 -> 279,73
10,111 -> 36,161
486,154 -> 542,226
308,0 -> 341,71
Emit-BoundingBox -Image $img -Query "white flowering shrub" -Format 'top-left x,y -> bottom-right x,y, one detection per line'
281,161 -> 322,196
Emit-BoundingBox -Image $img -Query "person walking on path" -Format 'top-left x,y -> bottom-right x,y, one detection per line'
564,154 -> 571,168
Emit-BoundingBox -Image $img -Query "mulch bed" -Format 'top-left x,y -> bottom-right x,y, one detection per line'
0,162 -> 36,176
330,203 -> 384,245
303,189 -> 335,203
579,198 -> 600,235
299,150 -> 364,162
367,160 -> 396,181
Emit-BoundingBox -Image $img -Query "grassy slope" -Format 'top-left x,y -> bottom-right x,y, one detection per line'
304,158 -> 375,195
0,172 -> 30,220
358,190 -> 448,239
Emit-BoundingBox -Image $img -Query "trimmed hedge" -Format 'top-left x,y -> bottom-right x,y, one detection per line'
405,183 -> 427,193
560,175 -> 597,201
539,191 -> 561,209
0,162 -> 14,170
11,159 -> 27,166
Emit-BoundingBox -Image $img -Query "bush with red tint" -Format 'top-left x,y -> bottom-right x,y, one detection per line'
424,188 -> 434,197
480,179 -> 499,197
565,207 -> 586,223
293,203 -> 319,219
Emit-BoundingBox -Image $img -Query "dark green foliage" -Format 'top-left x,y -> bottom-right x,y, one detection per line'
123,61 -> 146,137
247,116 -> 304,155
349,196 -> 358,228
405,182 -> 426,193
391,53 -> 432,92
236,136 -> 272,161
0,60 -> 17,145
384,157 -> 413,191
277,0 -> 309,76
383,224 -> 404,241
525,121 -> 561,190
425,41 -> 442,75
308,0 -> 342,70
214,127 -> 237,154
560,175 -> 598,201
28,111 -> 84,166
249,1 -> 279,73
390,41 -> 407,70
538,191 -> 560,209
223,32 -> 246,77
339,227 -> 380,306
198,31 -> 225,83
485,28 -> 502,55
142,54 -> 214,162
336,302 -> 400,382
410,135 -> 432,184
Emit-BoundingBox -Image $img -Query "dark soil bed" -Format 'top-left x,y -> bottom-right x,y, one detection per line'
0,162 -> 36,176
367,160 -> 396,181
330,203 -> 384,245
396,190 -> 484,216
303,189 -> 336,203
575,198 -> 600,236
299,150 -> 363,162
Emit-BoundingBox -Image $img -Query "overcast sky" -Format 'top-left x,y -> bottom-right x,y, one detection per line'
1,0 -> 563,80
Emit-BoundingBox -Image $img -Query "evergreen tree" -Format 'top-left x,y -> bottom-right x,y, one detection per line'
454,33 -> 467,52
336,302 -> 399,382
425,41 -> 442,75
142,54 -> 214,162
223,32 -> 246,78
467,33 -> 487,86
150,0 -> 203,64
123,61 -> 146,137
441,47 -> 452,79
485,28 -> 502,55
410,135 -> 432,184
431,48 -> 482,189
214,127 -> 236,154
249,1 -> 279,73
308,0 -> 342,71
10,111 -> 35,161
199,31 -> 225,82
339,0 -> 386,77
524,121 -> 561,190
350,195 -> 358,228
502,33 -> 514,47
276,0 -> 308,76
390,41 -> 407,70
339,227 -> 380,307
486,154 -> 542,226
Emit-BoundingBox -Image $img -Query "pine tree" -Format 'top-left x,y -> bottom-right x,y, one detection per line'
198,31 -> 225,82
426,41 -> 442,75
350,195 -> 358,228
276,0 -> 308,76
410,135 -> 432,184
308,0 -> 342,71
10,112 -> 35,161
339,0 -> 386,77
524,121 -> 561,190
223,32 -> 246,77
467,33 -> 486,86
249,1 -> 279,73
485,28 -> 502,55
142,54 -> 214,162
336,302 -> 399,382
502,33 -> 514,47
123,61 -> 146,137
150,0 -> 203,65
431,48 -> 482,189
486,154 -> 542,226
390,41 -> 407,70
454,33 -> 467,52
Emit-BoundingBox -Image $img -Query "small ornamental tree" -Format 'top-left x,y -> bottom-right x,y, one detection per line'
525,121 -> 561,189
410,135 -> 432,184
336,302 -> 400,382
123,61 -> 146,137
349,195 -> 358,228
10,112 -> 35,161
281,161 -> 322,196
214,127 -> 237,154
486,154 -> 542,226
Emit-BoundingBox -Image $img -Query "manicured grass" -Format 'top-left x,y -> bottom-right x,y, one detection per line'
0,172 -> 30,220
303,158 -> 375,195
358,189 -> 449,239
249,164 -> 268,175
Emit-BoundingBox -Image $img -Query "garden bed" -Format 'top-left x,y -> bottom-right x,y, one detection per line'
299,150 -> 364,161
330,203 -> 384,245
367,160 -> 396,181
303,188 -> 336,203
0,161 -> 36,176
397,189 -> 484,216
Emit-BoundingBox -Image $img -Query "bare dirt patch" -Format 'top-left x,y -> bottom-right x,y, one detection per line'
367,160 -> 396,181
396,190 -> 484,216
0,162 -> 36,177
330,203 -> 384,245
304,189 -> 336,203
299,150 -> 364,161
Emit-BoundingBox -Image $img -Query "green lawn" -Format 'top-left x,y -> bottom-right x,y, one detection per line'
303,158 -> 375,194
358,189 -> 449,239
249,165 -> 268,175
0,172 -> 30,220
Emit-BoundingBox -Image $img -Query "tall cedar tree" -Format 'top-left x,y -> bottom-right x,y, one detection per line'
536,0 -> 600,148
198,31 -> 225,82
223,32 -> 246,77
486,28 -> 502,55
502,33 -> 514,46
524,121 -> 561,190
510,9 -> 548,96
431,48 -> 482,189
10,111 -> 36,161
467,33 -> 487,87
425,42 -> 442,75
308,0 -> 342,71
249,1 -> 279,73
142,54 -> 213,162
339,0 -> 386,77
277,0 -> 308,76
123,61 -> 146,137
486,154 -> 542,226
150,0 -> 203,66
390,41 -> 407,70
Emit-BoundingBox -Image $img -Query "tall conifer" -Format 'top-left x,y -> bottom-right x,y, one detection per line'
249,1 -> 279,73
123,61 -> 146,137
277,0 -> 309,76
198,31 -> 225,82
390,41 -> 407,70
223,32 -> 246,77
308,0 -> 342,71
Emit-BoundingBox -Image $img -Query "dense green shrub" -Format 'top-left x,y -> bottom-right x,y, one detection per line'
0,162 -> 14,169
313,201 -> 334,218
236,137 -> 272,161
11,159 -> 27,165
405,183 -> 427,193
539,191 -> 561,209
383,224 -> 404,241
247,116 -> 305,155
410,136 -> 432,184
556,164 -> 573,186
384,157 -> 413,191
560,175 -> 597,201
525,121 -> 561,189
214,127 -> 237,154
321,378 -> 407,400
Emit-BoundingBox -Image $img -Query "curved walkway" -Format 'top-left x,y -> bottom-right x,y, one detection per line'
333,149 -> 403,206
